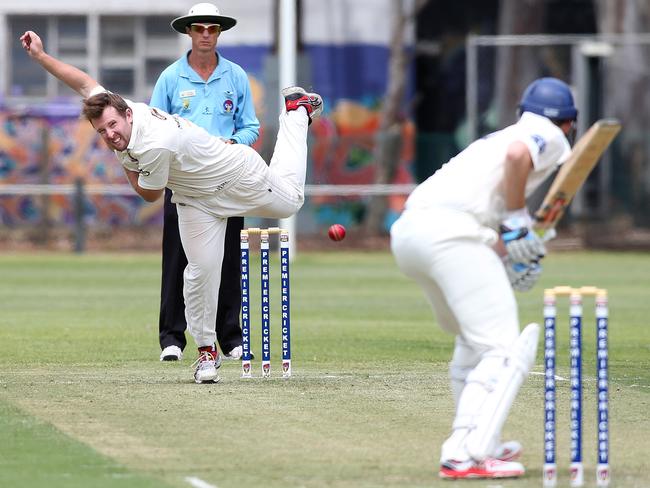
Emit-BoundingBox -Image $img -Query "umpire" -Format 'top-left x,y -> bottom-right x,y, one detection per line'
151,3 -> 260,361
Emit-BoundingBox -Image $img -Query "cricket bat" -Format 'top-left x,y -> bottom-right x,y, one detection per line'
534,119 -> 621,234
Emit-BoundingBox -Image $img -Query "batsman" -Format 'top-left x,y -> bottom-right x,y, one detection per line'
391,78 -> 578,479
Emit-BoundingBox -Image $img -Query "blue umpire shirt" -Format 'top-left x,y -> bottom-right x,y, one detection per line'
149,51 -> 259,146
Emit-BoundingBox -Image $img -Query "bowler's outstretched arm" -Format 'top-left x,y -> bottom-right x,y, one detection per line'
20,30 -> 99,98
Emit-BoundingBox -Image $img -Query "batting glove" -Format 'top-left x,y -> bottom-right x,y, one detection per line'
500,209 -> 546,264
504,257 -> 543,292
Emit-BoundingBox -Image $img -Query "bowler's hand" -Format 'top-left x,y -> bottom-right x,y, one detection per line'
20,31 -> 45,59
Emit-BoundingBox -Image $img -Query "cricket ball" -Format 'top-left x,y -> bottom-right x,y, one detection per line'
328,224 -> 346,242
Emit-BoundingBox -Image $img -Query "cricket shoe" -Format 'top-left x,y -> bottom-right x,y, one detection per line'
282,86 -> 323,123
223,346 -> 255,361
160,345 -> 183,361
439,458 -> 525,479
224,345 -> 243,360
493,440 -> 522,462
192,346 -> 222,384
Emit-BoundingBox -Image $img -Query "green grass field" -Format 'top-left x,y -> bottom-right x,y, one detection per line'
0,250 -> 648,487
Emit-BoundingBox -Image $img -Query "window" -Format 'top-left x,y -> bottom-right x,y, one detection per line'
101,17 -> 135,57
57,16 -> 88,97
9,17 -> 48,96
145,16 -> 179,94
5,14 -> 181,101
58,17 -> 87,58
146,16 -> 173,37
100,17 -> 136,96
146,59 -> 174,86
100,68 -> 135,96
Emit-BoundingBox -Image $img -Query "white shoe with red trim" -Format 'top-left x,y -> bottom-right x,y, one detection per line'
493,440 -> 522,462
439,458 -> 525,479
282,86 -> 323,123
192,348 -> 222,384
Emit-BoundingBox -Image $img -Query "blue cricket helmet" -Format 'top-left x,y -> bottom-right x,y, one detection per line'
519,77 -> 578,121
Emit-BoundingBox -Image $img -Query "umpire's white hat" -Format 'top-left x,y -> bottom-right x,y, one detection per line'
171,3 -> 237,33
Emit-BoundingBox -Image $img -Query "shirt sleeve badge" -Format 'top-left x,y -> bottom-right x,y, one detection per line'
531,134 -> 547,154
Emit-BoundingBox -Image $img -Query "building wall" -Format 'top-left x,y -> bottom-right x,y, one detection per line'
0,0 -> 416,236
1,0 -> 407,102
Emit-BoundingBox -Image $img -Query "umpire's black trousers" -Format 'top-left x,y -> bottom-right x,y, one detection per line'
159,188 -> 243,354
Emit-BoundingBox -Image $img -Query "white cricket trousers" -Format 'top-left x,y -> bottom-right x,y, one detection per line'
390,207 -> 519,350
176,109 -> 309,348
391,208 -> 519,462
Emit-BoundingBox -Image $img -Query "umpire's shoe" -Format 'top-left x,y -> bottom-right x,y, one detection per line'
160,345 -> 183,361
282,86 -> 323,124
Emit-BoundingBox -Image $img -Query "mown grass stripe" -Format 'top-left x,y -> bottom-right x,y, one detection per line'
0,399 -> 170,488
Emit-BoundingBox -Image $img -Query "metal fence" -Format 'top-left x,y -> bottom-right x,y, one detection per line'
466,34 -> 650,228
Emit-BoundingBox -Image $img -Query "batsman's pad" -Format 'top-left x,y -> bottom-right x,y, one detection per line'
449,363 -> 474,407
464,323 -> 540,460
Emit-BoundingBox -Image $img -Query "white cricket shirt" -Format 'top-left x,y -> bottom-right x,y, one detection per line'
89,86 -> 247,198
405,112 -> 571,229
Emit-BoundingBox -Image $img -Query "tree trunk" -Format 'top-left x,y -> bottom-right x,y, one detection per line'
495,0 -> 546,128
364,0 -> 425,234
595,0 -> 650,225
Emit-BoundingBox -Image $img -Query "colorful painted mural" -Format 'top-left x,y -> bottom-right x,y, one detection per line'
0,109 -> 160,228
0,95 -> 414,232
1,39 -> 415,234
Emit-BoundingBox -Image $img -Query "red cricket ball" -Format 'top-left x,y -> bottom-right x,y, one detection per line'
328,224 -> 346,242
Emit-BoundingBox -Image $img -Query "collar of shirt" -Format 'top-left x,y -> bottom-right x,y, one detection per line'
180,50 -> 232,84
125,100 -> 145,152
